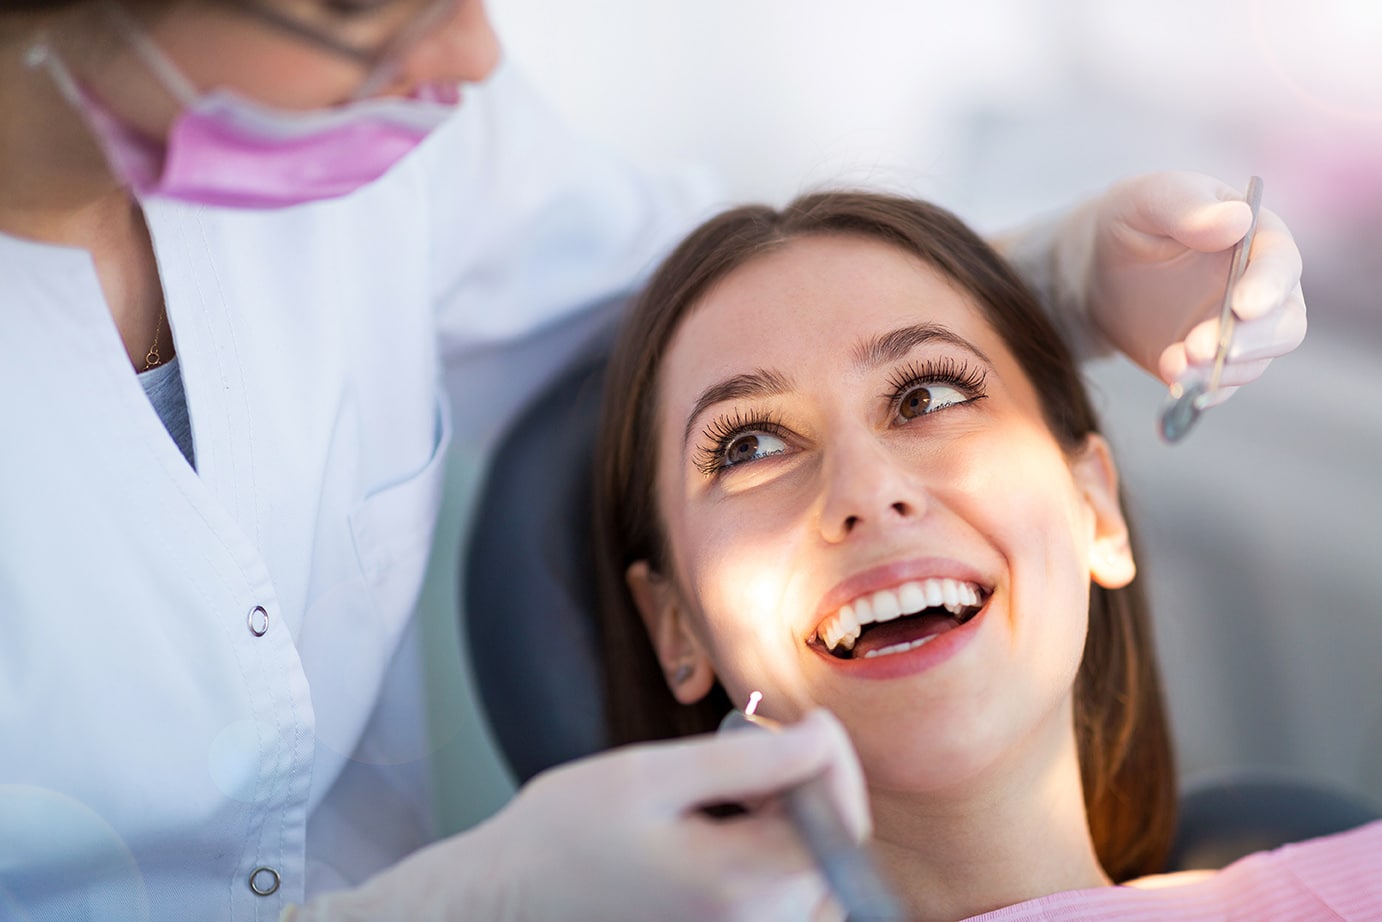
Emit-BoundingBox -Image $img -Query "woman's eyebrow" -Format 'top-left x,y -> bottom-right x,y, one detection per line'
852,322 -> 993,370
682,368 -> 794,448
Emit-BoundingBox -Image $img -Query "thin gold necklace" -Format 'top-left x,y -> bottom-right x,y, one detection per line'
142,308 -> 164,372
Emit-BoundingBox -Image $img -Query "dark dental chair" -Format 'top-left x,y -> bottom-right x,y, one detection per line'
462,347 -> 1382,872
463,349 -> 612,782
1167,773 -> 1381,871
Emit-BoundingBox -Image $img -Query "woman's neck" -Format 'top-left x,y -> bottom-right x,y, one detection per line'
0,19 -> 170,371
868,711 -> 1109,922
0,18 -> 128,228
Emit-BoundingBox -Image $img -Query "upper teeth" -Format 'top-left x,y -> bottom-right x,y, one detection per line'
815,578 -> 983,653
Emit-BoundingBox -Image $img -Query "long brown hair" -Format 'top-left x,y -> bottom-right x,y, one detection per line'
592,191 -> 1175,881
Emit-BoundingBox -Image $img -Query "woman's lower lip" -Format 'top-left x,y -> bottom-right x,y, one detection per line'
807,603 -> 988,679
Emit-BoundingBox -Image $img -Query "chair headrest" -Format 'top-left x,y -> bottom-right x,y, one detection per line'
463,350 -> 611,783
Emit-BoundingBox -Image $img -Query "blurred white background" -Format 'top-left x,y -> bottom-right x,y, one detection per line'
423,0 -> 1382,833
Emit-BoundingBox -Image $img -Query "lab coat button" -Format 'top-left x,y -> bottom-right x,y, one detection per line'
248,605 -> 270,637
249,866 -> 281,896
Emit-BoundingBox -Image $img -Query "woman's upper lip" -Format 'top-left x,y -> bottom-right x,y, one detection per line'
807,556 -> 993,637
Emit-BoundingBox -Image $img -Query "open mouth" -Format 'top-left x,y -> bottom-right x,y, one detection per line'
809,577 -> 988,661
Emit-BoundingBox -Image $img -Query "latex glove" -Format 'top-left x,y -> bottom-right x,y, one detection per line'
1005,171 -> 1307,404
284,709 -> 868,922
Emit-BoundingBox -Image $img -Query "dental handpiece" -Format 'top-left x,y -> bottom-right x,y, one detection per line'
717,697 -> 907,921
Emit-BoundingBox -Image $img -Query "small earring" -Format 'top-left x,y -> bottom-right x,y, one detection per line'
671,662 -> 694,685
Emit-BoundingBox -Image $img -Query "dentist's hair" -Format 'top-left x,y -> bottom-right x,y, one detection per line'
592,190 -> 1174,882
1,0 -> 169,12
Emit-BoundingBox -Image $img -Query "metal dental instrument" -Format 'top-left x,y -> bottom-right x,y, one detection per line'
717,693 -> 907,922
1159,175 -> 1265,443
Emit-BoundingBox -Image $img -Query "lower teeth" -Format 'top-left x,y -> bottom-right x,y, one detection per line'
861,633 -> 939,659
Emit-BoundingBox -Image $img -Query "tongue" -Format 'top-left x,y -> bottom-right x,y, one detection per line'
851,612 -> 957,659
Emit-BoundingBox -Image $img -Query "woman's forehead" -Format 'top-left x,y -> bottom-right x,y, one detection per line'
664,235 -> 992,387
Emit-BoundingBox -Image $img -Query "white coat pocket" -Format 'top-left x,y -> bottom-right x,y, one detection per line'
348,394 -> 453,625
303,395 -> 452,765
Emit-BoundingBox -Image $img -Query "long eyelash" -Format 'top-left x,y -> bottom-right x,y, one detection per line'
323,0 -> 393,16
694,408 -> 789,477
884,356 -> 989,405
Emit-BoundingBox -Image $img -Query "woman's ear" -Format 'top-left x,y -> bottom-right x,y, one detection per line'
625,560 -> 716,704
1071,434 -> 1136,590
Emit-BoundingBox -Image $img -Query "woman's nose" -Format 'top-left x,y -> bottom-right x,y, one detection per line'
408,0 -> 501,85
818,435 -> 925,544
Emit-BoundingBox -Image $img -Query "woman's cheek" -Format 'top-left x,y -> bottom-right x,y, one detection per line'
694,529 -> 789,641
690,517 -> 815,707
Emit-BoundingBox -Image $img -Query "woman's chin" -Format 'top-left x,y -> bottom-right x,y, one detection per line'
850,723 -> 1010,797
845,693 -> 1081,803
870,760 -> 1005,804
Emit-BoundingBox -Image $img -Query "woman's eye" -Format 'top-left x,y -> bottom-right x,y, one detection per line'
898,383 -> 967,420
723,431 -> 788,467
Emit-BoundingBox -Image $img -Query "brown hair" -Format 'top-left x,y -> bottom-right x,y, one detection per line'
0,0 -> 170,15
592,190 -> 1175,881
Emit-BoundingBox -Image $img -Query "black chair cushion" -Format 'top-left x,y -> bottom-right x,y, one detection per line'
1168,773 -> 1382,871
462,350 -> 611,783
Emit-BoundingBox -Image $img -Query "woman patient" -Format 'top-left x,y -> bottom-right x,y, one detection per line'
591,191 -> 1380,920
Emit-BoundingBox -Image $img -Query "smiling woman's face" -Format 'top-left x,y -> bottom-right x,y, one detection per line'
628,233 -> 1135,794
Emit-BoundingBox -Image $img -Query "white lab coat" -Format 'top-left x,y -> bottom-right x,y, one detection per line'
0,63 -> 715,921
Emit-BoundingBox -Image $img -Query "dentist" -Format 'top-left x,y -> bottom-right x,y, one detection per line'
0,1 -> 1306,919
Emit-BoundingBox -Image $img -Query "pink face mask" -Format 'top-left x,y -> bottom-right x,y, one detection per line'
28,14 -> 460,209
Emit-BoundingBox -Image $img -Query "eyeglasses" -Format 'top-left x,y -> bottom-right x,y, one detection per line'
226,0 -> 459,97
